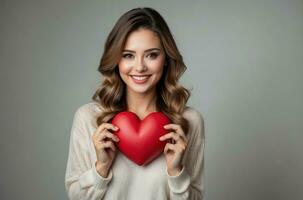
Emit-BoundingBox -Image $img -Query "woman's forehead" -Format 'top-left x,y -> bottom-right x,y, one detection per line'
123,29 -> 162,51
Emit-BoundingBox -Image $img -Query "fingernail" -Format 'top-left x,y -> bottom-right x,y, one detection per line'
115,126 -> 119,130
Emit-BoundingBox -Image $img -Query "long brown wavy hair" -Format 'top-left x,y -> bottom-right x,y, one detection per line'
92,7 -> 191,134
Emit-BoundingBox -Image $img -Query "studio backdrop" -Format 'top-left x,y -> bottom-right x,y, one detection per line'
1,0 -> 302,200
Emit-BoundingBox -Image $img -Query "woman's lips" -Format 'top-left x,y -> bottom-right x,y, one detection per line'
130,75 -> 151,84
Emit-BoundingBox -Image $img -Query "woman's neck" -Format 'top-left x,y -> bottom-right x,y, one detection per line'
126,87 -> 157,114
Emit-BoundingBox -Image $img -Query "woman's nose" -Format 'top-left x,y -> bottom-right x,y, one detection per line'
135,57 -> 147,72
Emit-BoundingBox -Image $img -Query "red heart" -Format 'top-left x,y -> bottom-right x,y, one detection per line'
111,111 -> 171,166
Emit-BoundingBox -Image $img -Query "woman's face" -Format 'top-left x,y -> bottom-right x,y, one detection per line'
118,28 -> 166,95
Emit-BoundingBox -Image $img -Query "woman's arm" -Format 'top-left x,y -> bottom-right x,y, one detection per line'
65,108 -> 113,200
167,110 -> 205,200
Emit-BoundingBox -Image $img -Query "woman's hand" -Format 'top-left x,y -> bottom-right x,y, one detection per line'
92,123 -> 120,178
159,123 -> 188,176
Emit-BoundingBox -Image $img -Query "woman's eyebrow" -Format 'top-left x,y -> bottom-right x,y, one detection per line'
122,48 -> 161,53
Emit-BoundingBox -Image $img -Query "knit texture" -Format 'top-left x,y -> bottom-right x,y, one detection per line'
65,102 -> 205,200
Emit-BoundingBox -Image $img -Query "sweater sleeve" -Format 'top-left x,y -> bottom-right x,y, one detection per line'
166,110 -> 205,200
65,108 -> 113,200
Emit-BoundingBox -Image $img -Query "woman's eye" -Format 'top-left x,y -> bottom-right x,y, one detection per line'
122,53 -> 159,59
147,53 -> 159,59
122,54 -> 133,59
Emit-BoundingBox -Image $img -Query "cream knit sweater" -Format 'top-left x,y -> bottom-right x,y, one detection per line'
65,102 -> 205,200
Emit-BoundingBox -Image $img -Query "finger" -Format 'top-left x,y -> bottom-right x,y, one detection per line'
103,130 -> 120,142
98,123 -> 119,133
98,130 -> 120,142
93,123 -> 119,140
159,132 -> 184,143
159,132 -> 175,141
163,124 -> 185,137
164,143 -> 177,154
175,143 -> 186,152
101,140 -> 116,152
94,129 -> 107,142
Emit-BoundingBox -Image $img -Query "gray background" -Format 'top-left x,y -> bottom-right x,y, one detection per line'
1,0 -> 302,199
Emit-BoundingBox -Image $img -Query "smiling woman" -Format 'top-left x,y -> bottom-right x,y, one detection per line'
65,7 -> 205,200
93,7 -> 191,129
118,28 -> 166,96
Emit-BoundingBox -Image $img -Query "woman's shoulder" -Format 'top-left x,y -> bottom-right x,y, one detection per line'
182,106 -> 205,135
76,101 -> 103,114
182,106 -> 204,124
73,101 -> 103,127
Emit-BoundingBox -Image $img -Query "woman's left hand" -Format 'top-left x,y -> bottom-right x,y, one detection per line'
159,123 -> 188,176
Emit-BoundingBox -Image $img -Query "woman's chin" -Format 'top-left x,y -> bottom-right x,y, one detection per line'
128,85 -> 153,94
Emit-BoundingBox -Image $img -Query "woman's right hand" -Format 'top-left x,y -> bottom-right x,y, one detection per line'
92,123 -> 120,178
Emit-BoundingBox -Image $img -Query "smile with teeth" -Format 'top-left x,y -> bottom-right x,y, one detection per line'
131,75 -> 150,80
130,75 -> 151,83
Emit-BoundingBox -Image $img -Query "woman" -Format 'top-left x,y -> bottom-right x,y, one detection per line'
65,7 -> 205,200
